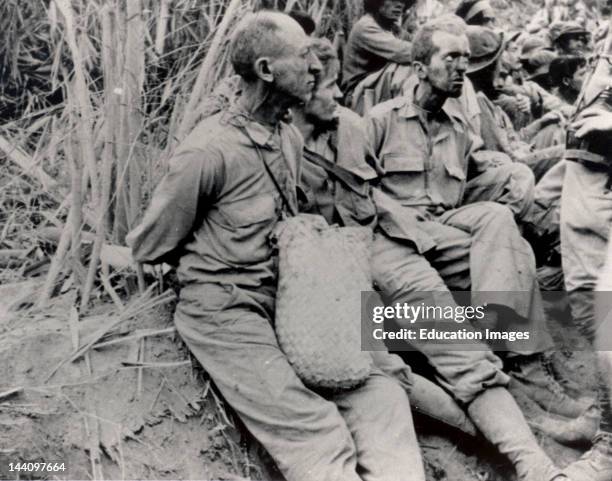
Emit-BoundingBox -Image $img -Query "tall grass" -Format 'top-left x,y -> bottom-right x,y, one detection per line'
3,0 -> 562,306
0,0 -> 365,307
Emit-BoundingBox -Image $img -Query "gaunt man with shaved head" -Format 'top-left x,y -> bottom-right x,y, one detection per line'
128,11 -> 425,481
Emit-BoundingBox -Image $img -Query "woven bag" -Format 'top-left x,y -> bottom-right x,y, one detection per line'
274,214 -> 374,392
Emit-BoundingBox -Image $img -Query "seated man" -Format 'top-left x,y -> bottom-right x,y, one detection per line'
463,25 -> 568,247
127,12 -> 425,481
495,36 -> 567,132
365,16 -> 591,423
527,56 -> 589,283
551,21 -> 592,57
342,0 -> 415,104
294,35 -> 570,481
532,55 -> 588,150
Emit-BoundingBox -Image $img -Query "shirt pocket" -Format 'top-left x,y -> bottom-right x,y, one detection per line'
381,152 -> 426,202
383,152 -> 426,173
219,194 -> 278,229
212,194 -> 280,265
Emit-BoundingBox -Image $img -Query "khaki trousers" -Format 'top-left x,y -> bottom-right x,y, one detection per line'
175,282 -> 425,481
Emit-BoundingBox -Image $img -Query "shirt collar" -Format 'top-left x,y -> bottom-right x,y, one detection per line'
398,80 -> 468,131
398,98 -> 465,128
223,103 -> 280,147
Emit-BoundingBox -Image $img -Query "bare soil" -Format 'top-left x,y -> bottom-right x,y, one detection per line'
0,287 -> 599,481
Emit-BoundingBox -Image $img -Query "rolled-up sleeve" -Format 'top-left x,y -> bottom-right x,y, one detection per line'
127,147 -> 224,264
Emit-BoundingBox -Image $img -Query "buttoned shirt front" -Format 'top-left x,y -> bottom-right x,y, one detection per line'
366,96 -> 474,215
300,108 -> 436,254
127,106 -> 302,290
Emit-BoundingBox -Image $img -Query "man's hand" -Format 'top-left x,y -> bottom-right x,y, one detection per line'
516,94 -> 531,115
540,111 -> 563,126
571,108 -> 612,139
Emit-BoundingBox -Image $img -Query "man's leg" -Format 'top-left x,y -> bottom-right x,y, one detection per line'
531,160 -> 566,289
464,162 -> 564,274
333,370 -> 426,481
370,232 -> 563,481
371,231 -> 510,404
437,201 -> 554,355
561,161 -> 612,336
435,202 -> 592,418
561,162 -> 612,481
534,159 -> 565,234
370,350 -> 478,436
464,162 -> 536,224
174,283 -> 362,481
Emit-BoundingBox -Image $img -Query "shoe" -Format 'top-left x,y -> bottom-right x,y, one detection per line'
468,387 -> 564,481
563,433 -> 612,481
408,373 -> 478,437
508,354 -> 595,418
543,351 -> 596,402
529,406 -> 601,447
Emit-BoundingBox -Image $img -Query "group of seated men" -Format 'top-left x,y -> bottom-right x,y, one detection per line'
127,1 -> 612,480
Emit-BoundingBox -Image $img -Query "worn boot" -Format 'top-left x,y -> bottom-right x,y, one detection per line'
509,383 -> 600,446
370,351 -> 478,437
409,373 -> 477,437
508,354 -> 595,418
467,387 -> 565,481
529,406 -> 601,446
544,351 -> 595,401
563,433 -> 612,481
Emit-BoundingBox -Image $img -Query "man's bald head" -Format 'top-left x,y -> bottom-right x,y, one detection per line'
230,11 -> 307,82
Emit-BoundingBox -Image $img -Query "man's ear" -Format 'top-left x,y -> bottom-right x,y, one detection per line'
412,61 -> 428,80
253,57 -> 275,83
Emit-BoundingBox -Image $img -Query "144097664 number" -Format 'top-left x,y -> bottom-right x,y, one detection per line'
8,462 -> 66,472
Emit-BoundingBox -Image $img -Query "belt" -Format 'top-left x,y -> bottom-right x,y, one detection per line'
565,149 -> 611,171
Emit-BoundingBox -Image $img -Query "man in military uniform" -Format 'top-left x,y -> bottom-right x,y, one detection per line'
128,11 -> 424,481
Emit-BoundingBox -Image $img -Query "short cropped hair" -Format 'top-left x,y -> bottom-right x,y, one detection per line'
412,15 -> 468,65
549,55 -> 587,87
289,10 -> 316,35
309,38 -> 339,79
230,11 -> 289,81
364,0 -> 416,16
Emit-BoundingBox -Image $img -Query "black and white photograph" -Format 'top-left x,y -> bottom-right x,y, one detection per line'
3,0 -> 612,479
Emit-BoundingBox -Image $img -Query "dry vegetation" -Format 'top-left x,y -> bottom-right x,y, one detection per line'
0,0 -> 365,307
0,0 -> 551,305
0,2 -> 374,479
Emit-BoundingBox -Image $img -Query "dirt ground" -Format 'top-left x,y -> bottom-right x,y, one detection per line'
0,284 -> 600,481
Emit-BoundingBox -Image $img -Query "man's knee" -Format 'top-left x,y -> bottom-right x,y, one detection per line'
474,202 -> 517,228
371,239 -> 449,296
358,372 -> 411,415
506,162 -> 536,188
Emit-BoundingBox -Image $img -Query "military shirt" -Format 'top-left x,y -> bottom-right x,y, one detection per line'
127,106 -> 301,291
300,108 -> 436,254
366,96 -> 473,214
